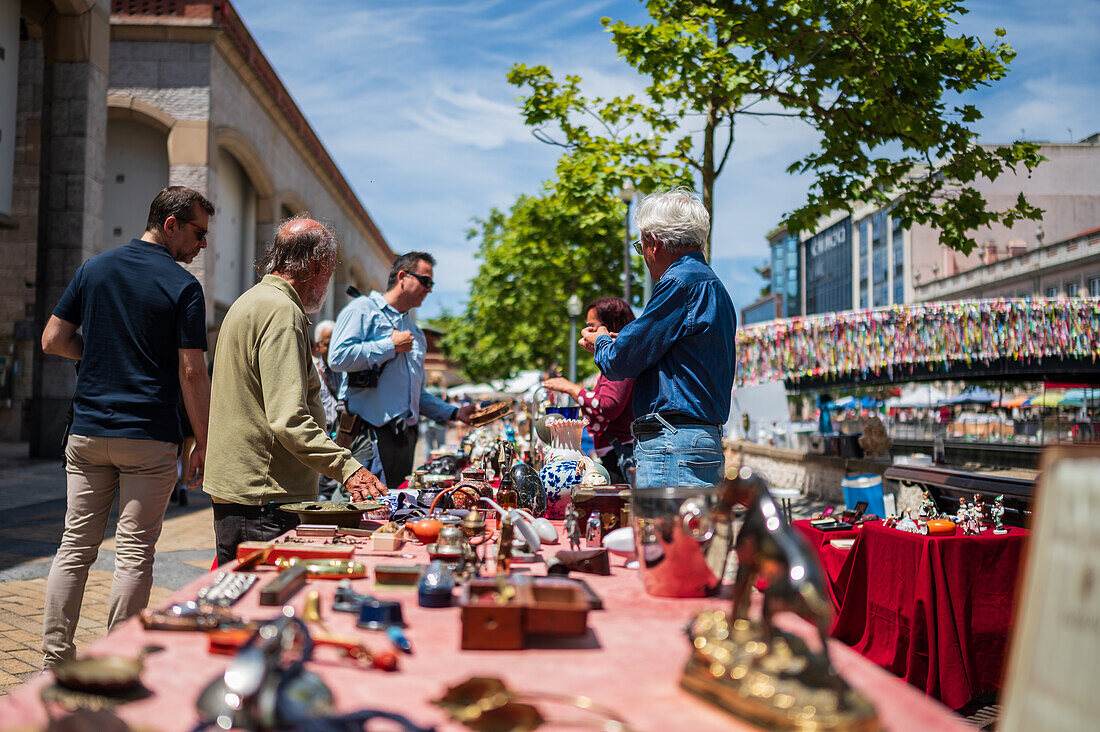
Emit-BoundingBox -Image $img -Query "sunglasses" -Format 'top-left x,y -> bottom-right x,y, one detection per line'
632,238 -> 643,256
405,271 -> 434,290
186,221 -> 208,241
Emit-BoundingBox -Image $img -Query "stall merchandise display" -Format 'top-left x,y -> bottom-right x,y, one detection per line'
4,430 -> 976,731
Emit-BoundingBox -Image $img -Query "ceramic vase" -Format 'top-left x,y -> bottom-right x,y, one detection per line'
538,460 -> 585,519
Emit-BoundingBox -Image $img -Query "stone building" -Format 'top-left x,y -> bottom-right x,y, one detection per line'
0,0 -> 394,455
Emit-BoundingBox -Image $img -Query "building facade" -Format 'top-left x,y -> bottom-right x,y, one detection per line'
768,137 -> 1100,319
0,0 -> 394,454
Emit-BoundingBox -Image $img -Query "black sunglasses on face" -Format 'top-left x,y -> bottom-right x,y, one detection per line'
405,271 -> 434,290
186,221 -> 208,241
632,238 -> 643,256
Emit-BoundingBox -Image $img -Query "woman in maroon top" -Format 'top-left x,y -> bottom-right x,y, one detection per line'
542,297 -> 636,483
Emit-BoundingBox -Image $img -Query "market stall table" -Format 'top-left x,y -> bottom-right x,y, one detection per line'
0,525 -> 974,731
791,519 -> 861,612
829,520 -> 1028,710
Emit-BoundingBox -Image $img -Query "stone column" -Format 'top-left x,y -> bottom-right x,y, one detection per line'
29,0 -> 109,457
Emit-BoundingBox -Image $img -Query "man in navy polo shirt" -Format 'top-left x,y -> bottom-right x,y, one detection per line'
39,186 -> 214,667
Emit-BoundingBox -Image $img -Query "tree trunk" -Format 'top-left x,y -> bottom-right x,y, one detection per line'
701,100 -> 717,262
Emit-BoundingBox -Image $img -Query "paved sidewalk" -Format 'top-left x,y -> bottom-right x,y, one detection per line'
0,443 -> 216,695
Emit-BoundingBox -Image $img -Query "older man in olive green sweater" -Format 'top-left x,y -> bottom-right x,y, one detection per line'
204,218 -> 383,565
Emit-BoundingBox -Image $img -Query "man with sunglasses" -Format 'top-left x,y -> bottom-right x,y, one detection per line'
330,252 -> 474,491
39,186 -> 214,667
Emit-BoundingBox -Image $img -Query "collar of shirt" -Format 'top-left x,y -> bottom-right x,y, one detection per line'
131,238 -> 176,260
369,290 -> 406,327
660,250 -> 708,282
263,274 -> 307,315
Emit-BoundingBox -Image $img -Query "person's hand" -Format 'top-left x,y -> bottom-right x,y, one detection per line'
391,330 -> 414,353
542,377 -> 580,399
344,467 -> 386,501
185,444 -> 206,488
579,326 -> 611,354
455,403 -> 476,425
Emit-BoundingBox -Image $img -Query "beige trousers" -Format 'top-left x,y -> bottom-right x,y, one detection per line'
42,434 -> 177,667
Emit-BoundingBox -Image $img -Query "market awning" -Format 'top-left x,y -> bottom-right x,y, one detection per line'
1025,392 -> 1066,407
938,386 -> 998,406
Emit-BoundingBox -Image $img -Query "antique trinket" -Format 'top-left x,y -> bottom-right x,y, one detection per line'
680,468 -> 879,730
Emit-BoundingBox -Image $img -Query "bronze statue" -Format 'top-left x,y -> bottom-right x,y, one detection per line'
721,470 -> 836,685
682,467 -> 879,730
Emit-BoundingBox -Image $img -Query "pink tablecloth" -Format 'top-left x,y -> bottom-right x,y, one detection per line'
0,527 -> 971,731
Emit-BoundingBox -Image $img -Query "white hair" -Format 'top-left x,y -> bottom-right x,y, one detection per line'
313,319 -> 336,344
634,188 -> 710,255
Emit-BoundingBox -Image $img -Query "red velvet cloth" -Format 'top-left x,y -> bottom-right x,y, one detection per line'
792,519 -> 861,612
829,521 -> 1028,710
0,525 -> 972,731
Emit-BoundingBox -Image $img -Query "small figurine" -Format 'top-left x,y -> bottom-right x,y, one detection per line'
955,497 -> 968,526
919,490 -> 937,520
896,510 -> 920,533
585,511 -> 603,548
960,500 -> 982,536
564,503 -> 582,551
991,495 -> 1007,534
972,493 -> 987,526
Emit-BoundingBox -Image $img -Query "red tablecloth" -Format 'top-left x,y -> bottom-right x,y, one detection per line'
792,519 -> 861,612
0,524 -> 972,731
829,521 -> 1028,710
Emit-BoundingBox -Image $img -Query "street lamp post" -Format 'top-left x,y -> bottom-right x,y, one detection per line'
621,183 -> 634,303
567,293 -> 583,383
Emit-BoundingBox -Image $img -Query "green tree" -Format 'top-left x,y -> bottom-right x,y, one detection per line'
509,0 -> 1044,258
442,191 -> 642,381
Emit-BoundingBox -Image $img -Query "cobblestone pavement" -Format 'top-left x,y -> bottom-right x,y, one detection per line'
0,443 -> 216,695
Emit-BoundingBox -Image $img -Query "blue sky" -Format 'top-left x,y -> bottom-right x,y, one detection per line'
232,0 -> 1099,318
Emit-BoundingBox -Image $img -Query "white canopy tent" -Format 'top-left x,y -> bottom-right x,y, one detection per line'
886,384 -> 948,408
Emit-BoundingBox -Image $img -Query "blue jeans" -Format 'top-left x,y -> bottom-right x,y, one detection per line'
631,423 -> 725,489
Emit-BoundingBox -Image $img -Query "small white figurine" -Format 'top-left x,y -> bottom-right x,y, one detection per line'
896,510 -> 920,534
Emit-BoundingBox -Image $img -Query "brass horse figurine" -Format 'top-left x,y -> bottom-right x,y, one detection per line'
717,468 -> 840,688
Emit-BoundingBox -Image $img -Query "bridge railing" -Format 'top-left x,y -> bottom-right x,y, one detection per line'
736,298 -> 1100,387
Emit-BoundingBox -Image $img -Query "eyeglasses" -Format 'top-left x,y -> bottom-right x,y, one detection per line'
405,271 -> 434,290
186,222 -> 208,241
632,238 -> 643,256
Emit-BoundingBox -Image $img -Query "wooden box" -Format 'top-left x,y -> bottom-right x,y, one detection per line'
460,579 -> 525,650
520,576 -> 590,636
572,487 -> 631,533
374,565 -> 424,589
235,542 -> 353,565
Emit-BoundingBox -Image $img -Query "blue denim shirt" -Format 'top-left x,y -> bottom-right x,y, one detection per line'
594,251 -> 737,425
328,291 -> 456,427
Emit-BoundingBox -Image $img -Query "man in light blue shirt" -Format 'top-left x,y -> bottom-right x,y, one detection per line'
329,252 -> 473,489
